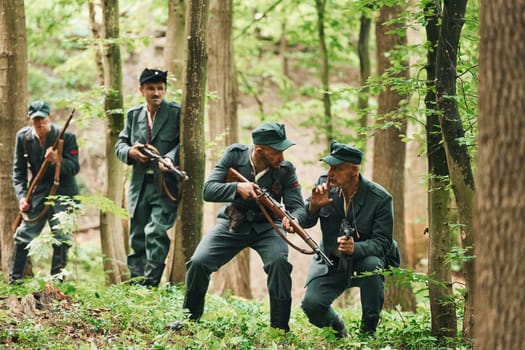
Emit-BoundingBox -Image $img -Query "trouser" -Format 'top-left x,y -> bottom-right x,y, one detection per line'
183,218 -> 293,330
127,179 -> 177,287
10,202 -> 72,283
302,255 -> 385,334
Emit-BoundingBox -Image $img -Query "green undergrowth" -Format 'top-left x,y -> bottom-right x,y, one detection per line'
0,240 -> 471,349
0,280 -> 471,350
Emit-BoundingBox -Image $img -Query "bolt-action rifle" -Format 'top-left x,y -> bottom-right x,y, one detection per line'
228,167 -> 333,267
11,108 -> 76,232
139,144 -> 189,181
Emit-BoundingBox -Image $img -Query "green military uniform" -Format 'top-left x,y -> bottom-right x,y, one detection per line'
174,123 -> 306,332
301,142 -> 394,335
115,98 -> 181,286
10,101 -> 80,283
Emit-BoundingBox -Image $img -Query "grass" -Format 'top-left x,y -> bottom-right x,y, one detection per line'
0,240 -> 472,349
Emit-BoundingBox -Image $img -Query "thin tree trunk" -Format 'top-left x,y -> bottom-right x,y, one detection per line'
424,0 -> 457,337
100,0 -> 128,285
435,0 -> 475,338
207,0 -> 251,299
374,3 -> 416,312
88,1 -> 104,86
357,11 -> 371,151
315,0 -> 332,145
173,0 -> 209,273
475,1 -> 525,348
164,0 -> 186,286
0,0 -> 28,274
164,0 -> 186,90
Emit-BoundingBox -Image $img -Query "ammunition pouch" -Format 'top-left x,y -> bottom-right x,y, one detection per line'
225,204 -> 271,232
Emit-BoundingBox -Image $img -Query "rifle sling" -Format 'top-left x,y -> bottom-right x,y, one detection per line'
256,199 -> 314,255
21,140 -> 64,223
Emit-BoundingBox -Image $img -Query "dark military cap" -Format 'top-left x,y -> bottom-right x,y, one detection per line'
28,101 -> 51,119
320,141 -> 363,165
252,122 -> 295,151
139,68 -> 168,85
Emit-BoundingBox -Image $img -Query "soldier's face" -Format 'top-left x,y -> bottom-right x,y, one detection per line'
327,163 -> 358,188
259,146 -> 284,169
30,116 -> 51,138
140,82 -> 166,109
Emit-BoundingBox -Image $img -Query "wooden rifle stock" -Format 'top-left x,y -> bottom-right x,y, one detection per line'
11,109 -> 76,232
228,167 -> 333,266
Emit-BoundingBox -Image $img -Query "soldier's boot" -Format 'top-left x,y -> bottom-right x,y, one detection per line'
143,261 -> 165,288
270,298 -> 292,332
127,265 -> 145,285
361,315 -> 379,335
332,315 -> 348,338
166,292 -> 205,330
9,243 -> 29,285
51,244 -> 69,282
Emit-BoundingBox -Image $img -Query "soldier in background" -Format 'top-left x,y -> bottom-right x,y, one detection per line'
115,68 -> 181,287
10,101 -> 80,284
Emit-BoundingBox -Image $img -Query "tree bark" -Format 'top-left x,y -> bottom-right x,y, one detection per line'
475,1 -> 525,348
164,0 -> 187,287
206,0 -> 251,299
424,0 -> 457,337
315,0 -> 332,146
434,0 -> 475,338
100,0 -> 128,285
0,0 -> 28,275
164,0 -> 186,90
357,10 -> 371,150
374,3 -> 416,312
171,0 -> 209,278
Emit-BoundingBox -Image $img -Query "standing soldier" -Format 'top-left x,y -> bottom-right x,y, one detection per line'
115,68 -> 181,287
10,101 -> 80,284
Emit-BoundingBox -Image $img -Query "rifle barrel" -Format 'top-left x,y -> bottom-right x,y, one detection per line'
140,146 -> 189,181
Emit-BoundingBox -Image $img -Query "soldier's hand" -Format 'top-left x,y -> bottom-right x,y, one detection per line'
281,216 -> 297,234
308,181 -> 332,214
45,147 -> 58,164
159,157 -> 174,172
19,198 -> 30,212
129,144 -> 149,163
237,182 -> 260,200
337,235 -> 354,255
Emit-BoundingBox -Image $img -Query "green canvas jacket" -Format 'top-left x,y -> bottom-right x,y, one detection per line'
115,100 -> 181,217
13,123 -> 80,209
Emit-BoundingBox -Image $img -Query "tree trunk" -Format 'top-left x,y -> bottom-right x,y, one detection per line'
357,10 -> 371,150
100,0 -> 128,285
164,0 -> 186,90
434,0 -> 475,338
171,0 -> 209,277
374,3 -> 416,312
163,0 -> 187,287
315,0 -> 332,145
88,1 -> 104,86
424,0 -> 457,338
0,0 -> 28,275
206,0 -> 251,299
475,1 -> 525,348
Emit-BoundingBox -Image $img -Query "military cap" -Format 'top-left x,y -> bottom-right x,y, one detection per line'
252,122 -> 295,151
139,68 -> 168,85
28,101 -> 51,119
320,141 -> 363,165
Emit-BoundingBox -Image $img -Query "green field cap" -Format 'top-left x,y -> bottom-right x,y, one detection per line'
320,141 -> 363,165
252,122 -> 295,151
